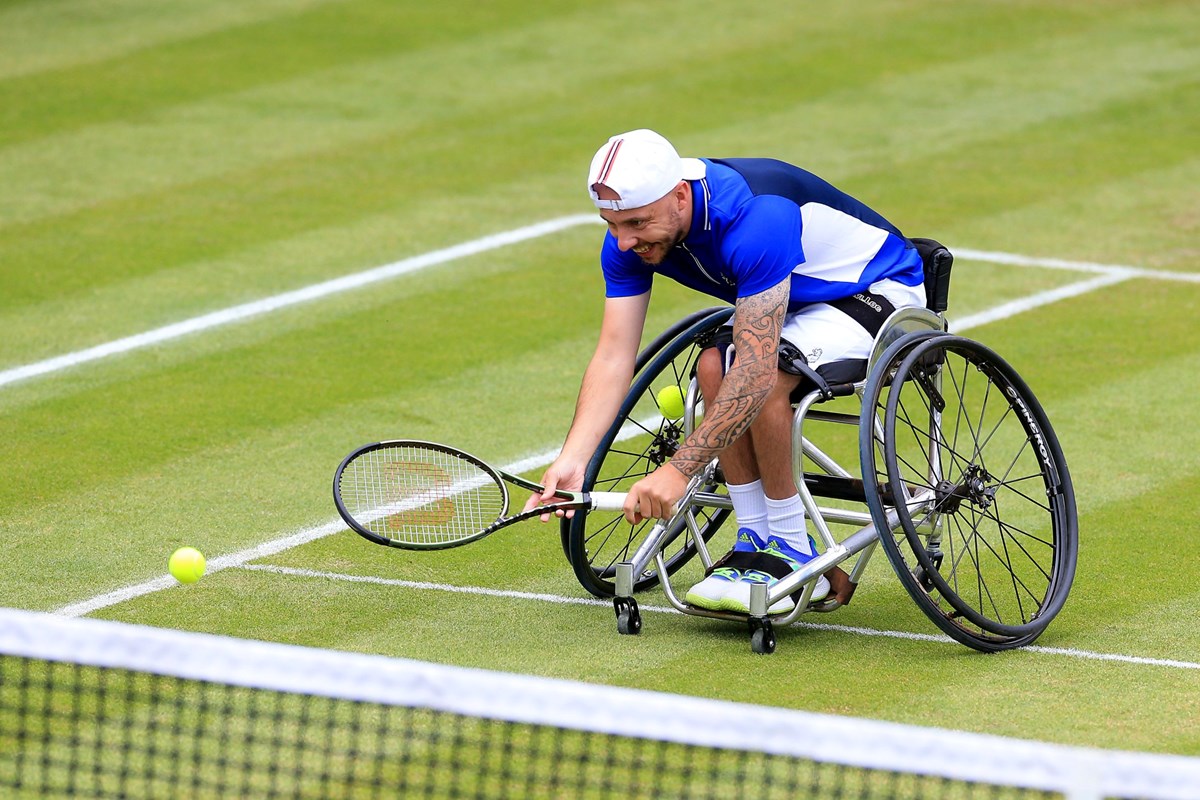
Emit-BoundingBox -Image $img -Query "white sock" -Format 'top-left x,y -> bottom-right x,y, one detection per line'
727,480 -> 767,537
765,494 -> 812,555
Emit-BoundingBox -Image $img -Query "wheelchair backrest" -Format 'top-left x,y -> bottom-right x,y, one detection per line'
911,238 -> 953,314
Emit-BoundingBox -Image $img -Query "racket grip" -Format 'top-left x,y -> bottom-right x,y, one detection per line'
587,491 -> 628,511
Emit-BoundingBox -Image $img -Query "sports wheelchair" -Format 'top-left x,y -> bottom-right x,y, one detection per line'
561,240 -> 1078,654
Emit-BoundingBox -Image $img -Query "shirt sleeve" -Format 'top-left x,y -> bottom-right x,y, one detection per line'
721,195 -> 805,298
599,233 -> 653,298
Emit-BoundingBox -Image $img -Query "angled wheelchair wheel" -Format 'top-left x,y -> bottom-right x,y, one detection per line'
564,308 -> 734,598
860,334 -> 1078,652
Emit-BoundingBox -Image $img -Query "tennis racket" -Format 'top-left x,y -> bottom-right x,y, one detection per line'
333,440 -> 627,550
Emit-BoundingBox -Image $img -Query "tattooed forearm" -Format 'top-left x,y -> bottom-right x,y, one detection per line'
669,281 -> 789,478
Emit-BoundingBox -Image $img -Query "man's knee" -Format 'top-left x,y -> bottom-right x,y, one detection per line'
767,370 -> 802,406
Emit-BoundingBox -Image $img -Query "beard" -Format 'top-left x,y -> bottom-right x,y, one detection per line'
635,222 -> 686,265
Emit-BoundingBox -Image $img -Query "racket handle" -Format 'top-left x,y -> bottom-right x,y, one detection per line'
587,491 -> 628,511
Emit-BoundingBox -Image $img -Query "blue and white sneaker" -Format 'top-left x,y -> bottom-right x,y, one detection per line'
684,529 -> 765,611
720,535 -> 830,615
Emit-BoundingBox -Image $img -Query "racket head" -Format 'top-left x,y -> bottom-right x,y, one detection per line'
333,440 -> 509,550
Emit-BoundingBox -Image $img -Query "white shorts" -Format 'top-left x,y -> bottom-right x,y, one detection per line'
715,278 -> 926,383
780,278 -> 925,369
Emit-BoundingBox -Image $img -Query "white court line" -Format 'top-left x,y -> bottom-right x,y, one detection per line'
0,214 -> 596,389
240,564 -> 1200,671
955,248 -> 1200,283
54,520 -> 348,617
952,271 -> 1136,332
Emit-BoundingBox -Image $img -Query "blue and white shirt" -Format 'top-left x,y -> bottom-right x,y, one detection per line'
600,158 -> 924,311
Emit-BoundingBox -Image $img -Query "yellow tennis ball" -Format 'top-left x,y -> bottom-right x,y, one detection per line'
169,547 -> 206,584
656,384 -> 686,420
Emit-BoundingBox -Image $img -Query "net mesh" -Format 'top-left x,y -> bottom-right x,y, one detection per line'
2,609 -> 1197,800
337,442 -> 506,546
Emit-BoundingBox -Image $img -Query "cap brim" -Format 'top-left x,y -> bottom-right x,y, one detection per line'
680,157 -> 706,180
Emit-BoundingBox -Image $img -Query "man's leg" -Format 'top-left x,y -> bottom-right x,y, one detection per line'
710,366 -> 830,612
745,370 -> 803,501
685,348 -> 773,610
741,369 -> 830,604
747,298 -> 897,605
745,370 -> 820,565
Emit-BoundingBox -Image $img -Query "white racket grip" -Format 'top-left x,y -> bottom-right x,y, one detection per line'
587,491 -> 628,511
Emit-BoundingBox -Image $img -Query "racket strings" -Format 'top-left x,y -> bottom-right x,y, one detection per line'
341,447 -> 506,545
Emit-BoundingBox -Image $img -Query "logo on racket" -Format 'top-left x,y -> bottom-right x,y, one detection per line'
381,460 -> 456,529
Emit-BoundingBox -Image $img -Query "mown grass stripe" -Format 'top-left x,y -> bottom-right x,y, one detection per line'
0,0 -> 346,81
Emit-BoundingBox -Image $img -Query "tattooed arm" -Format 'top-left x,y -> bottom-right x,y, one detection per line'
671,279 -> 788,477
621,278 -> 789,522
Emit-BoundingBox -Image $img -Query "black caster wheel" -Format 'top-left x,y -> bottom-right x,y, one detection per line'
914,549 -> 943,592
749,618 -> 776,655
614,597 -> 642,635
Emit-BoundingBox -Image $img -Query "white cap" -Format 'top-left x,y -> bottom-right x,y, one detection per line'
586,129 -> 706,211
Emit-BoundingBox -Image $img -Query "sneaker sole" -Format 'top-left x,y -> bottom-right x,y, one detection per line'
684,591 -> 727,611
718,576 -> 831,615
719,597 -> 796,615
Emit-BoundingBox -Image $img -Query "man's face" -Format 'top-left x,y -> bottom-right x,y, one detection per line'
597,183 -> 690,266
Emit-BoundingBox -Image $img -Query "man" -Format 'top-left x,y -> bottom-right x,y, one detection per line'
526,129 -> 925,614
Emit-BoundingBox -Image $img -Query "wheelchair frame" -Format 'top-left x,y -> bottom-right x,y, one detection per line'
564,243 -> 1079,655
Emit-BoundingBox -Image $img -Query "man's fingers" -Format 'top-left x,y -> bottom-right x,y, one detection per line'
622,493 -> 640,525
650,499 -> 665,521
527,473 -> 556,521
537,507 -> 575,523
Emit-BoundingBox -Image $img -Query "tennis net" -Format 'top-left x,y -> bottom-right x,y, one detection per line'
1,607 -> 1197,799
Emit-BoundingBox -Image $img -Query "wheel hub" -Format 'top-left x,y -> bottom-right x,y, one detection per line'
935,465 -> 997,513
645,423 -> 682,465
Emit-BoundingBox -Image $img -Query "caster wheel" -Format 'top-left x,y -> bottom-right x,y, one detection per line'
914,549 -> 943,592
749,619 -> 776,655
614,597 -> 642,635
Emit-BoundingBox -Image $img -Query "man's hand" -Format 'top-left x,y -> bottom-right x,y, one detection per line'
624,463 -> 689,524
523,460 -> 586,522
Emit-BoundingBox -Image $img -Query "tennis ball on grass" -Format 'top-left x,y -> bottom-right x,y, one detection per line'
656,385 -> 686,420
169,547 -> 206,584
